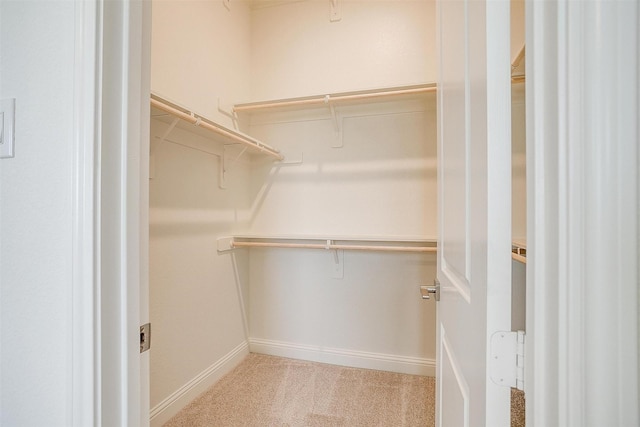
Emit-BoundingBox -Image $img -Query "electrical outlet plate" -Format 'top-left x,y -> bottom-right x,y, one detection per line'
0,98 -> 15,159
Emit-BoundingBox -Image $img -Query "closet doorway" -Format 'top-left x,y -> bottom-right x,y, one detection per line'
148,1 -> 439,425
145,1 -> 524,426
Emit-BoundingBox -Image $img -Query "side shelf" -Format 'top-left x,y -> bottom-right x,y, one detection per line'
151,93 -> 284,161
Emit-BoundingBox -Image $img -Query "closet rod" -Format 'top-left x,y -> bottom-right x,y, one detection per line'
233,85 -> 437,112
512,252 -> 527,264
231,240 -> 437,253
150,97 -> 284,161
512,243 -> 527,264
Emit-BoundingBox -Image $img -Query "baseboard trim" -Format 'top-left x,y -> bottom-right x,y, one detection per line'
149,341 -> 249,426
249,338 -> 435,377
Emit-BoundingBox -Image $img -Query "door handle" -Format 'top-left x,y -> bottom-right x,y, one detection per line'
420,279 -> 440,301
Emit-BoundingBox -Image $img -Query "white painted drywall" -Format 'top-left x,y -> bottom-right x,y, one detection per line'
0,1 -> 75,425
149,0 -> 438,419
511,81 -> 526,331
247,101 -> 437,237
512,82 -> 526,241
151,0 -> 252,127
149,1 -> 256,422
148,121 -> 252,424
249,0 -> 437,101
249,248 -> 437,371
244,0 -> 437,371
245,102 -> 438,371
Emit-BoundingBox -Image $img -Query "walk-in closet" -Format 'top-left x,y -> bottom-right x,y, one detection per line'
148,1 -> 524,425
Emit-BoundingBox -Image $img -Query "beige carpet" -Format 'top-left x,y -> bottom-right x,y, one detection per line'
164,353 -> 436,426
511,388 -> 525,427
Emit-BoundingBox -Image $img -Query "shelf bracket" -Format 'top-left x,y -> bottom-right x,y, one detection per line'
217,97 -> 239,130
220,145 -> 249,189
150,118 -> 180,180
219,155 -> 226,190
159,118 -> 180,144
324,96 -> 343,148
330,0 -> 341,22
325,240 -> 343,278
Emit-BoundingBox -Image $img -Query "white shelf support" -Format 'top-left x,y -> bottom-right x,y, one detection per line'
217,97 -> 238,129
330,0 -> 341,22
326,100 -> 343,148
331,249 -> 344,279
219,145 -> 249,189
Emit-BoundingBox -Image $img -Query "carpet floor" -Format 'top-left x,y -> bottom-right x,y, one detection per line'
164,353 -> 525,426
164,353 -> 436,426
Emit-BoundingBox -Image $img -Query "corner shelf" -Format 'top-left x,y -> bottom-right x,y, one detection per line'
150,93 -> 284,161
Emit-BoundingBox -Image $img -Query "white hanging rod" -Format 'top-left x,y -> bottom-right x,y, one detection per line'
150,96 -> 284,161
225,239 -> 437,253
233,84 -> 437,113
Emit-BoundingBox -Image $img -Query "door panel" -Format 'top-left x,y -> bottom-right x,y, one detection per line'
439,328 -> 470,427
439,0 -> 471,301
436,0 -> 512,426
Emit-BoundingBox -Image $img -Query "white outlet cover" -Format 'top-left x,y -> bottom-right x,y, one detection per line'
0,98 -> 15,158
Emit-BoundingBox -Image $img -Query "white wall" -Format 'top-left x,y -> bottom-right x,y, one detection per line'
0,1 -> 75,425
249,0 -> 436,101
511,81 -> 526,331
149,1 -> 255,423
149,0 -> 438,421
243,0 -> 437,373
512,82 -> 526,241
151,0 -> 252,127
245,101 -> 438,373
247,101 -> 437,236
148,121 -> 252,425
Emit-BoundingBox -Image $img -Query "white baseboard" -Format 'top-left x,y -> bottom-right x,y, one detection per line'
249,338 -> 435,377
149,341 -> 249,427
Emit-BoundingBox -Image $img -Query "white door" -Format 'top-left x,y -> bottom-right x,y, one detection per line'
436,0 -> 513,426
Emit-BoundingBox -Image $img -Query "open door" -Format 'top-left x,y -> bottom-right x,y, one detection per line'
436,0 -> 513,425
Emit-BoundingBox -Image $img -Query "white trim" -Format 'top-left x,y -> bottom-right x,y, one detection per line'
98,0 -> 151,425
249,338 -> 435,377
439,327 -> 469,427
526,1 -> 639,426
71,0 -> 99,425
149,341 -> 249,427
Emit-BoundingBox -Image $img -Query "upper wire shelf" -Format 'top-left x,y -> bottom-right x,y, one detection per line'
233,83 -> 437,113
150,93 -> 284,161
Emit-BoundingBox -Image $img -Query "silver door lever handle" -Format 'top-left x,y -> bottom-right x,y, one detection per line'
420,280 -> 440,301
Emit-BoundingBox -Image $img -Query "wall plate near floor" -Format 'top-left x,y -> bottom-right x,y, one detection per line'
0,98 -> 16,159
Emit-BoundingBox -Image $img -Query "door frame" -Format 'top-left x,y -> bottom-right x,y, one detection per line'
525,1 -> 639,425
72,0 -> 151,425
72,0 -> 639,425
